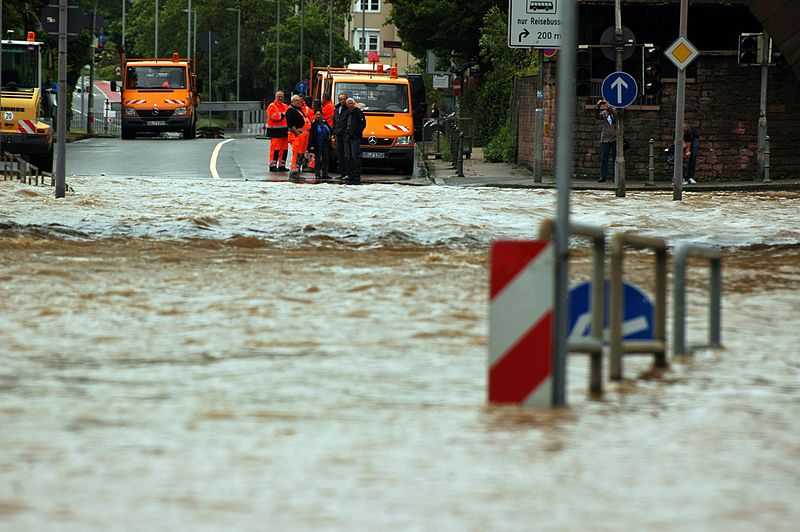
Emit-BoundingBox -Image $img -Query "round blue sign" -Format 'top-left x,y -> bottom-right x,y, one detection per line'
601,71 -> 638,108
295,81 -> 307,96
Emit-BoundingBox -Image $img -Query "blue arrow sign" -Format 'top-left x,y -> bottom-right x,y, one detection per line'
601,71 -> 638,108
568,280 -> 653,343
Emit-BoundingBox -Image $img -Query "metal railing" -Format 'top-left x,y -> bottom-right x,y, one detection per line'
1,153 -> 53,186
609,232 -> 669,381
672,243 -> 722,357
539,218 -> 606,394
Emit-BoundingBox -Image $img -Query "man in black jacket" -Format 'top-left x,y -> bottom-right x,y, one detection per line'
344,98 -> 366,185
332,92 -> 349,180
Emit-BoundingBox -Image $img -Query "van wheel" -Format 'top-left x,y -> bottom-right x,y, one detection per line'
121,127 -> 135,140
183,122 -> 196,139
400,160 -> 414,175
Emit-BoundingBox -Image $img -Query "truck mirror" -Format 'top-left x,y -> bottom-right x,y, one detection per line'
110,80 -> 117,92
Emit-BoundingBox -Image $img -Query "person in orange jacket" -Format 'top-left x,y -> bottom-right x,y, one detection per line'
321,95 -> 335,127
302,98 -> 317,171
286,94 -> 311,181
266,90 -> 289,171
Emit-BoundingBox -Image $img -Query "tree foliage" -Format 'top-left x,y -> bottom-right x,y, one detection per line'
387,0 -> 500,67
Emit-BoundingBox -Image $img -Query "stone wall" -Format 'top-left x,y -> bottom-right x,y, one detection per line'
515,56 -> 800,180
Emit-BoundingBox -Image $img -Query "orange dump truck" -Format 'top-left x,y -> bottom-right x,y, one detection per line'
111,53 -> 199,139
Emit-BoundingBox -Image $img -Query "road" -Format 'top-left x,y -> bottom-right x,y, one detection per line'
64,136 -> 423,183
71,78 -> 120,122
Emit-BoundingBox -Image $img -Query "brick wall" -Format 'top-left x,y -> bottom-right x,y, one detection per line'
516,56 -> 800,180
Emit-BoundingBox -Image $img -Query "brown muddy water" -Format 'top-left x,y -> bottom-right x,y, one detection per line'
1,178 -> 799,530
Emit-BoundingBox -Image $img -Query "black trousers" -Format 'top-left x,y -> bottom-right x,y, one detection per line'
344,137 -> 361,179
335,134 -> 349,177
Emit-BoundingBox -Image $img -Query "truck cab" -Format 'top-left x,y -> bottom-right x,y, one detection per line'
111,53 -> 198,139
0,35 -> 54,172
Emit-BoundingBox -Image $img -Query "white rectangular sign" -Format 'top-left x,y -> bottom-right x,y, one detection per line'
432,74 -> 449,90
507,0 -> 564,49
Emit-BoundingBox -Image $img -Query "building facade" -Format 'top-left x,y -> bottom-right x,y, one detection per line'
344,0 -> 415,72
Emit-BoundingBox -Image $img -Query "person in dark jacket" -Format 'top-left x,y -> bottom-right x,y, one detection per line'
343,98 -> 367,185
308,110 -> 332,181
683,123 -> 700,184
332,92 -> 350,180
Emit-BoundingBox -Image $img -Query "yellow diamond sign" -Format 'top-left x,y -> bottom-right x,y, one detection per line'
665,36 -> 699,70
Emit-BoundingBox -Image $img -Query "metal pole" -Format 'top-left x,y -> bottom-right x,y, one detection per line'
208,31 -> 211,126
329,0 -> 333,66
122,0 -> 126,49
300,0 -> 304,83
186,0 -> 191,57
534,48 -> 544,183
155,0 -> 159,56
757,34 -> 769,181
56,0 -> 68,198
276,0 -> 281,92
614,0 -> 626,197
88,0 -> 98,135
672,0 -> 688,201
193,9 -> 196,60
552,0 -> 577,406
647,137 -> 654,186
764,134 -> 771,182
361,1 -> 366,62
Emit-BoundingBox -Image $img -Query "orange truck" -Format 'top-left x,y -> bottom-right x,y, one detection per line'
311,64 -> 425,174
111,53 -> 199,139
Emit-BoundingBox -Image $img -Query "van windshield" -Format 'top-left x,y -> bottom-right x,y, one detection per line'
126,66 -> 186,89
337,82 -> 408,113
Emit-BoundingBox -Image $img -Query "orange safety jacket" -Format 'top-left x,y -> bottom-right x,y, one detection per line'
321,100 -> 334,127
266,99 -> 289,138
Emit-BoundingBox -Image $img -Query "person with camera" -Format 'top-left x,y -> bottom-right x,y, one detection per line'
595,99 -> 618,183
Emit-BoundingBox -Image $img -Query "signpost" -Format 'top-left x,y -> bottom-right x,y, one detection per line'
507,0 -> 564,48
601,71 -> 638,109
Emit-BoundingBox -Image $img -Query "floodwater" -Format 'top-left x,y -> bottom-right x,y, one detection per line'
1,178 -> 798,530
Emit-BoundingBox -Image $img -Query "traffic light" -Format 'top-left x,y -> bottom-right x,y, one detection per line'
94,46 -> 104,64
738,33 -> 763,66
767,39 -> 782,66
643,46 -> 662,97
576,46 -> 592,98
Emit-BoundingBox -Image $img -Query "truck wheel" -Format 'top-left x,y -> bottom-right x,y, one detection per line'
400,160 -> 414,175
121,127 -> 135,140
30,148 -> 54,173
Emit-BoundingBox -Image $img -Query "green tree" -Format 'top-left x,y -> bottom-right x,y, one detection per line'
387,0 -> 500,67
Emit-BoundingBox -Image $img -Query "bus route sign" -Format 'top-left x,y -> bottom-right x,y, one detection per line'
508,0 -> 564,49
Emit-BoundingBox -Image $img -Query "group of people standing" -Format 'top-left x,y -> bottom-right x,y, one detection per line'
265,90 -> 367,185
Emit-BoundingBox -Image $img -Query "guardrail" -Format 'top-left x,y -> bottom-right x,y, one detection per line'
538,219 -> 606,394
672,243 -> 722,357
609,232 -> 668,381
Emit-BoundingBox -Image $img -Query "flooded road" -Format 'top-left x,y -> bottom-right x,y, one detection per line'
1,178 -> 799,529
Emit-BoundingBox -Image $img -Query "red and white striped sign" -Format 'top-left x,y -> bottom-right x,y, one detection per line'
17,119 -> 37,134
384,124 -> 411,132
164,99 -> 185,105
125,99 -> 146,105
488,241 -> 554,406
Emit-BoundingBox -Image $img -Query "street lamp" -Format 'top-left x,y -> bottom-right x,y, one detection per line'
186,0 -> 191,58
225,6 -> 241,103
225,6 -> 241,131
154,0 -> 159,57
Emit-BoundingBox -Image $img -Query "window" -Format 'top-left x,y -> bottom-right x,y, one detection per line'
353,30 -> 380,53
354,0 -> 380,13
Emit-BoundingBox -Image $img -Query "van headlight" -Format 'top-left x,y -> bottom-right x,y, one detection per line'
173,106 -> 188,116
123,107 -> 138,116
394,135 -> 412,146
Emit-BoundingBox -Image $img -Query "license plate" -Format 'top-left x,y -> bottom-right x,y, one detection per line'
363,151 -> 385,159
149,120 -> 166,126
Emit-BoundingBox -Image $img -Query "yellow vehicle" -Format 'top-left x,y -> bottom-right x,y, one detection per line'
0,33 -> 55,172
111,53 -> 199,139
311,64 -> 423,174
